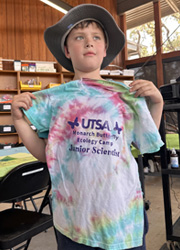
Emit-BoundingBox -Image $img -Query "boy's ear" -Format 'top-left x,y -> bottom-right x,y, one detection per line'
64,46 -> 71,59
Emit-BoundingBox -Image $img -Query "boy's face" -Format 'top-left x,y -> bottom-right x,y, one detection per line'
64,22 -> 107,74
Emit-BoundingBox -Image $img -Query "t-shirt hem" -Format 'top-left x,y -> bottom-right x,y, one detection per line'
140,142 -> 164,155
54,225 -> 143,250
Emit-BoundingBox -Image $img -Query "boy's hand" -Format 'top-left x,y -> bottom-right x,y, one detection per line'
129,79 -> 163,128
129,79 -> 163,104
11,92 -> 36,121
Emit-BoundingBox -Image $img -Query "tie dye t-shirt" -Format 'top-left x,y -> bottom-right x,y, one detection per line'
24,78 -> 163,250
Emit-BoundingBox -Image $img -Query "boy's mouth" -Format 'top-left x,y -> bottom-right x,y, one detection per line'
84,52 -> 96,56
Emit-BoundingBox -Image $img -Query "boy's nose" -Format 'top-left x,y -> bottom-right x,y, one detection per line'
86,44 -> 93,48
85,37 -> 93,48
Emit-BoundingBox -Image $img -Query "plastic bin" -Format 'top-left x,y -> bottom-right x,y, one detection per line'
0,143 -> 16,149
20,81 -> 42,91
0,125 -> 16,133
0,103 -> 11,111
46,83 -> 61,88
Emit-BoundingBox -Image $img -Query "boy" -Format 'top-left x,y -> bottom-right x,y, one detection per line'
11,4 -> 164,250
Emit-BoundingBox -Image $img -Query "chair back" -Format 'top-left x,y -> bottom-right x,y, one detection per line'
0,161 -> 50,203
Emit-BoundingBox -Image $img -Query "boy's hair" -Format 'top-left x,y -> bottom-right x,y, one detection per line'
64,20 -> 108,47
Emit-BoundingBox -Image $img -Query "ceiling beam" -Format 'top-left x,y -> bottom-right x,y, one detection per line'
164,0 -> 179,13
117,0 -> 158,15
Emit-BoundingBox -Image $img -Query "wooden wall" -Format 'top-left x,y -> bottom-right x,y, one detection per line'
0,0 -> 64,62
0,0 -> 123,67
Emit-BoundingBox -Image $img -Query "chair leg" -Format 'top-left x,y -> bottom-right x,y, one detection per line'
9,241 -> 30,250
43,194 -> 58,243
23,200 -> 27,210
24,239 -> 31,250
29,196 -> 38,211
39,185 -> 51,213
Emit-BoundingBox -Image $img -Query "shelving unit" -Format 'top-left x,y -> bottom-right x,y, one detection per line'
0,64 -> 134,148
0,70 -> 18,147
0,69 -> 62,147
160,103 -> 180,247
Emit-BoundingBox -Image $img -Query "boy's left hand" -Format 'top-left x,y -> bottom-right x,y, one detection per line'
129,79 -> 163,104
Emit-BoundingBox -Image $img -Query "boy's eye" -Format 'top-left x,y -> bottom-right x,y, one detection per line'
76,36 -> 84,40
93,36 -> 101,40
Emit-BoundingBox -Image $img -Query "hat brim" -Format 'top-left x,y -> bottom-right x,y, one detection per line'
44,4 -> 125,72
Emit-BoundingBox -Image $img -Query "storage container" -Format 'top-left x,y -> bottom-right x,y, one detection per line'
20,81 -> 42,91
0,103 -> 11,111
46,83 -> 61,88
0,125 -> 16,133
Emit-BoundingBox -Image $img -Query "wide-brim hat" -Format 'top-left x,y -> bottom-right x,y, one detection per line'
44,4 -> 125,72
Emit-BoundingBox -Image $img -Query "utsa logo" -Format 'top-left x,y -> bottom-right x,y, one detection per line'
113,122 -> 122,134
68,117 -> 79,129
67,117 -> 122,134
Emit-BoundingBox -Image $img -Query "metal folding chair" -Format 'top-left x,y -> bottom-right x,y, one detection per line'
0,161 -> 54,250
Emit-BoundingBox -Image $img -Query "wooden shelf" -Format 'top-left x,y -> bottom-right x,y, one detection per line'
0,70 -> 17,74
61,72 -> 134,81
101,74 -> 134,80
62,72 -> 74,76
0,133 -> 18,136
0,111 -> 11,114
20,71 -> 61,76
0,89 -> 18,92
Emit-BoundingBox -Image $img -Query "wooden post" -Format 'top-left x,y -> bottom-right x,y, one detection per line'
119,13 -> 128,69
153,1 -> 164,88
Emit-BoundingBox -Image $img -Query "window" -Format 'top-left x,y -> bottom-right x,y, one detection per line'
127,21 -> 156,60
126,12 -> 180,59
162,12 -> 180,54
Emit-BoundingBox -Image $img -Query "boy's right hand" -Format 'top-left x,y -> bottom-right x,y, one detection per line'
11,92 -> 36,121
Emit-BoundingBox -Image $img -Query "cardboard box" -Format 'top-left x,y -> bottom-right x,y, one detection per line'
14,60 -> 21,71
36,62 -> 56,72
21,63 -> 29,71
123,69 -> 134,76
29,63 -> 36,72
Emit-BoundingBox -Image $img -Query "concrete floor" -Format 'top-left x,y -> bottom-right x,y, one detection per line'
145,174 -> 180,250
1,174 -> 180,250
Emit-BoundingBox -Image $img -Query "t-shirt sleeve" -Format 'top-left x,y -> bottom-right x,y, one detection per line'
23,89 -> 52,139
132,97 -> 164,154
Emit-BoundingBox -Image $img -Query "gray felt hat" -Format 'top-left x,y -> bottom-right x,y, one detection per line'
44,4 -> 125,72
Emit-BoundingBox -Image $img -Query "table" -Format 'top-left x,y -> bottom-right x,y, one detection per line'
0,147 -> 37,179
